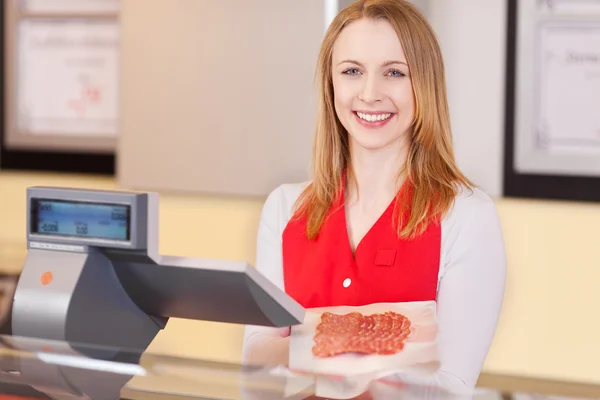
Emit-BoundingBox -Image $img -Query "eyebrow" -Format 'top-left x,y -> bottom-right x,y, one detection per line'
337,59 -> 408,67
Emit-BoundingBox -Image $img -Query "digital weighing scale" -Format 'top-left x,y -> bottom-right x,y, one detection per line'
2,186 -> 305,399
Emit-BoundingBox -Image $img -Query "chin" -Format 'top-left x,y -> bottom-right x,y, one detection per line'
351,135 -> 396,152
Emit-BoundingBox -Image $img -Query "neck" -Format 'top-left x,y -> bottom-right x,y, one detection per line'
346,139 -> 409,209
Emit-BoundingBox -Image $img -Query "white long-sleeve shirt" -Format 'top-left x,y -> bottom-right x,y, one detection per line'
242,182 -> 506,395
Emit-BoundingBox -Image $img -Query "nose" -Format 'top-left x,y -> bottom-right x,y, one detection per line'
358,75 -> 382,103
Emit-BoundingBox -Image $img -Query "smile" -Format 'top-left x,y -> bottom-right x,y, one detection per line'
356,112 -> 392,122
353,111 -> 395,127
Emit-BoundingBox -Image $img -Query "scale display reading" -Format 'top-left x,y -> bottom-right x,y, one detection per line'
32,199 -> 130,241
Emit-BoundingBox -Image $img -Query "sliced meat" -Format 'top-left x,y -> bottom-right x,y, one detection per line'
312,311 -> 412,357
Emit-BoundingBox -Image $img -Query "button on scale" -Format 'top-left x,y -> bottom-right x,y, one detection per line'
343,278 -> 352,288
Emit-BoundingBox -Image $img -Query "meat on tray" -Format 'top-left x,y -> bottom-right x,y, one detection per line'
312,311 -> 412,357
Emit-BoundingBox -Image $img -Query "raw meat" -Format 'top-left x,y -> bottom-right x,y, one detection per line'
312,311 -> 412,357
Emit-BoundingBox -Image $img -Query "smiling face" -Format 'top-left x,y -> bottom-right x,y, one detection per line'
331,18 -> 415,154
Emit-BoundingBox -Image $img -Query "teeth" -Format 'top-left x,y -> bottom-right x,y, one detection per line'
357,112 -> 392,122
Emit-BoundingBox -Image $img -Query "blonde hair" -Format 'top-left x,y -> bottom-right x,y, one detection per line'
295,0 -> 473,240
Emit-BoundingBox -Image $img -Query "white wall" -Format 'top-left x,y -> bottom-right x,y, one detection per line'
428,0 -> 507,197
117,0 -> 323,197
409,0 -> 429,15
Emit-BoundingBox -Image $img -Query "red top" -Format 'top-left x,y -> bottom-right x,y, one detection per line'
282,183 -> 441,309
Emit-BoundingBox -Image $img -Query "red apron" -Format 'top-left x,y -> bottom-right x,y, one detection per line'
282,183 -> 441,308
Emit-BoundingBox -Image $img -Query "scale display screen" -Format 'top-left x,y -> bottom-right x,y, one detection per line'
30,198 -> 131,241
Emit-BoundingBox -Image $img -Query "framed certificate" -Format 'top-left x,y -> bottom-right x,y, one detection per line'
504,0 -> 600,201
1,0 -> 117,174
17,20 -> 119,137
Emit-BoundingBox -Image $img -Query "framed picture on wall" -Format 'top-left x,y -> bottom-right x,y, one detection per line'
1,0 -> 116,175
503,0 -> 600,202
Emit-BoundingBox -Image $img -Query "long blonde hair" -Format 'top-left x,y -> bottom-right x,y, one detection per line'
295,0 -> 473,240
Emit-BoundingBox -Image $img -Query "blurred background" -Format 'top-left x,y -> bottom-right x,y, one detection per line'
1,0 -> 600,398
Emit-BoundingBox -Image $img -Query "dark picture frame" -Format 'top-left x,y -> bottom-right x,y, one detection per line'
503,0 -> 600,202
0,0 -> 115,175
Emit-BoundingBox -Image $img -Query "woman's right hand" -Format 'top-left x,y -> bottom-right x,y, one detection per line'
242,327 -> 291,367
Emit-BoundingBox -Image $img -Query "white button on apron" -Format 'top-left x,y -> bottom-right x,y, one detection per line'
343,278 -> 352,288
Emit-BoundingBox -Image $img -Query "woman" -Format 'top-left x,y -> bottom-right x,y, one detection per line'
242,0 -> 506,395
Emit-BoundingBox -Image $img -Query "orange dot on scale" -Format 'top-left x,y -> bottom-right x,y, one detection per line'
40,272 -> 53,286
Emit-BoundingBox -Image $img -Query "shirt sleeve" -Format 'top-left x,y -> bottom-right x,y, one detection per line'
388,193 -> 507,395
241,185 -> 291,366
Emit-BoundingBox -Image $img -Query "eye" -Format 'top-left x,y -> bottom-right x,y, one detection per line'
342,68 -> 361,75
387,69 -> 407,78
